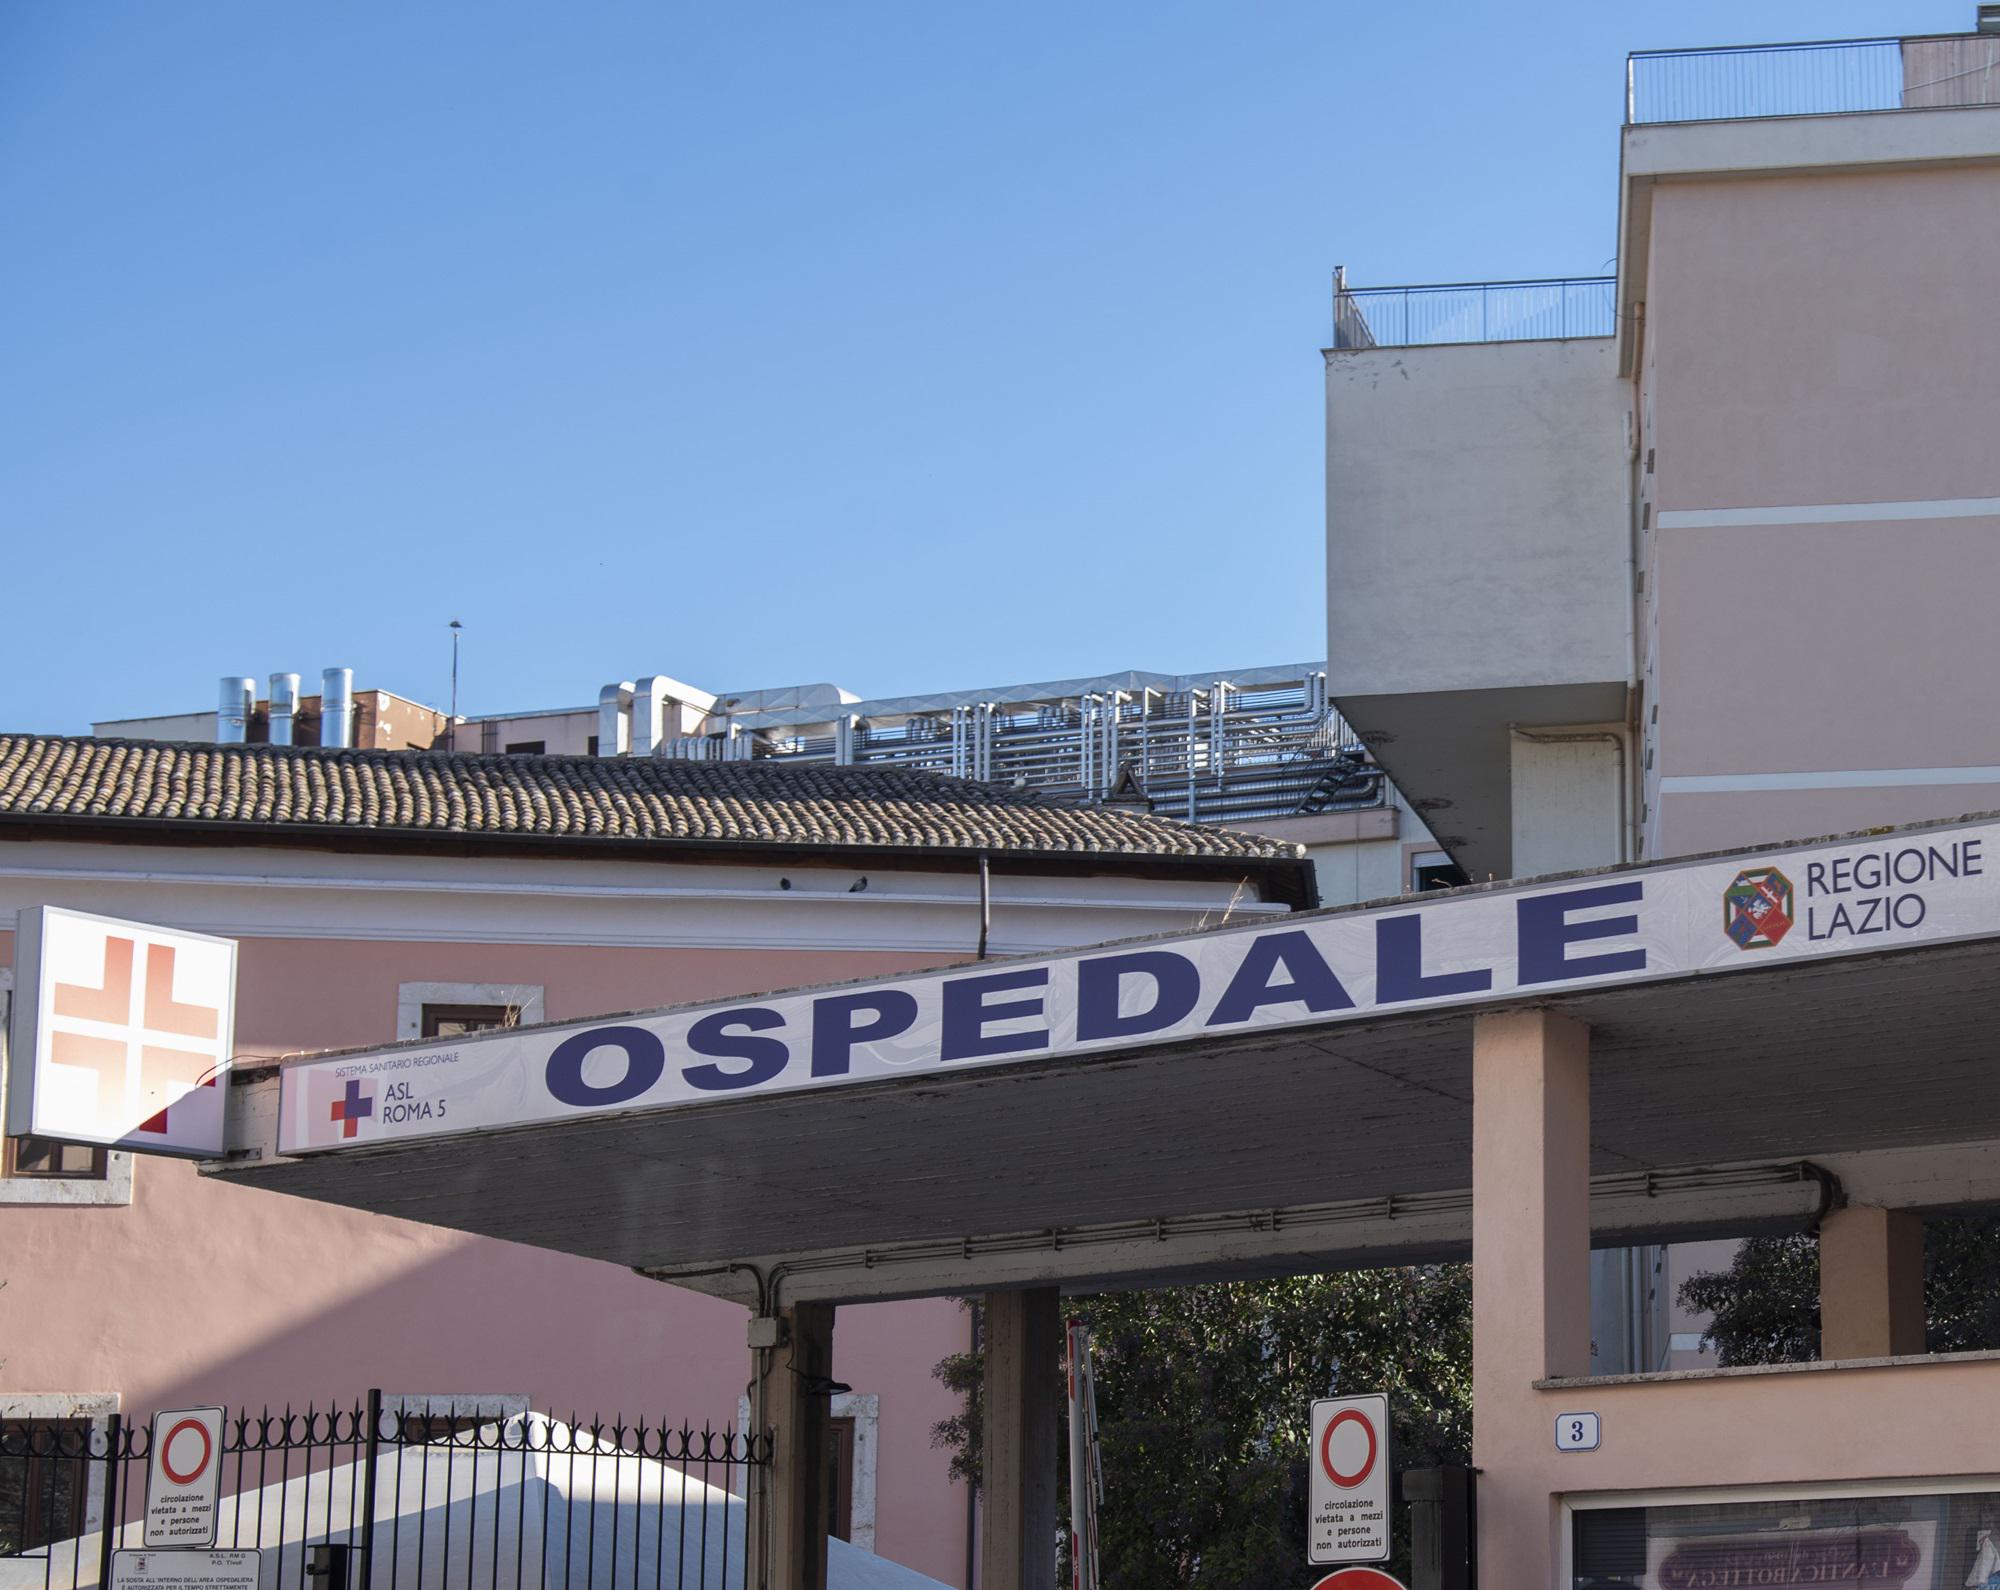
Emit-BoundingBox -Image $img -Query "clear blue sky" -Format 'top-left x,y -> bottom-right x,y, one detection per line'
0,2 -> 1964,732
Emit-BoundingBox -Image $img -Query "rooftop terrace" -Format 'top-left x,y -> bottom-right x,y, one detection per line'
1332,28 -> 2000,350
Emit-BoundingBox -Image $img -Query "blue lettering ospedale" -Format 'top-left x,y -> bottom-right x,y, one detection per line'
1075,951 -> 1201,1041
545,1025 -> 667,1108
1206,931 -> 1355,1026
811,990 -> 919,1077
1515,882 -> 1646,985
683,1007 -> 789,1091
1374,914 -> 1493,1004
941,968 -> 1051,1061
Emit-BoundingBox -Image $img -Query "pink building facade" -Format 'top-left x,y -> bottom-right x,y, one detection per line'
1326,22 -> 2000,1586
0,737 -> 1311,1586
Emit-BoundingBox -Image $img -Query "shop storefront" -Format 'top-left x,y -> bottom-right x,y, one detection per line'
1571,1482 -> 2000,1589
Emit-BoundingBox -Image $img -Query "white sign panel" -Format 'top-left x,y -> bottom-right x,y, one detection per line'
114,1552 -> 259,1590
8,908 -> 237,1158
144,1407 -> 225,1547
277,817 -> 1997,1156
1554,1411 -> 1600,1451
1309,1394 -> 1390,1565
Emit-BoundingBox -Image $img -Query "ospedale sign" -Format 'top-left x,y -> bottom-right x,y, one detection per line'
277,817 -> 1995,1156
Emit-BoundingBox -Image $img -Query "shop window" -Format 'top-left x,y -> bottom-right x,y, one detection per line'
1572,1489 -> 2000,1589
2,1138 -> 107,1181
420,1004 -> 520,1040
0,1418 -> 90,1555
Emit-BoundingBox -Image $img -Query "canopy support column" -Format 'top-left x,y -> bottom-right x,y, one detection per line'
749,1302 -> 835,1590
981,1287 -> 1060,1590
1820,1205 -> 1925,1359
1472,1009 -> 1591,1588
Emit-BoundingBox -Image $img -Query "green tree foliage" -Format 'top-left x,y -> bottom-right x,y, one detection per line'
1676,1215 -> 2000,1367
931,1268 -> 1472,1588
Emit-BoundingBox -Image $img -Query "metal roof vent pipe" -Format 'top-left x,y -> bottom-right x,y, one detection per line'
269,673 -> 302,746
217,677 -> 255,744
632,676 -> 671,757
598,681 -> 635,757
321,667 -> 355,749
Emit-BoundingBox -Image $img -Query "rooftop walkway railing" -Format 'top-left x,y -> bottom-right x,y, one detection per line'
1331,276 -> 1616,351
1627,32 -> 2000,124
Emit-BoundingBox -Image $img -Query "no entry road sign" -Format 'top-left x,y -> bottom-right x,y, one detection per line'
144,1408 -> 225,1547
1309,1394 -> 1391,1565
1308,1571 -> 1409,1590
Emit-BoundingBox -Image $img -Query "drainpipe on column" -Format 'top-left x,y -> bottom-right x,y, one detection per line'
976,854 -> 992,960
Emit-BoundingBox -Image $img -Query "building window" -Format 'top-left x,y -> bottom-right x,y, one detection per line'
1410,849 -> 1469,892
503,741 -> 546,756
738,1391 -> 877,1551
0,1418 -> 91,1555
420,1004 -> 519,1040
825,1415 -> 855,1542
396,982 -> 546,1044
2,1138 -> 107,1181
0,978 -> 132,1207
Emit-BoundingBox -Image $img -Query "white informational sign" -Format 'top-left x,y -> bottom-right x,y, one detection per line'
1554,1411 -> 1600,1451
1309,1394 -> 1390,1565
144,1407 -> 225,1547
114,1552 -> 259,1590
7,908 -> 237,1158
277,816 -> 1999,1155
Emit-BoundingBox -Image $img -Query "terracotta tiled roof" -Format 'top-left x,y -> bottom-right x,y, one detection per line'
0,734 -> 1307,867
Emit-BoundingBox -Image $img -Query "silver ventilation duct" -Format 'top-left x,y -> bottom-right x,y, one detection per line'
269,673 -> 301,747
217,677 -> 256,744
321,667 -> 355,749
632,676 -> 671,757
598,681 -> 634,757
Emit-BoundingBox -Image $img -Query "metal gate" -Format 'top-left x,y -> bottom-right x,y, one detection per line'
0,1394 -> 769,1590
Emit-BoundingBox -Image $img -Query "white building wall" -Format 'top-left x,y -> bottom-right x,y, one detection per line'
1509,729 -> 1626,877
1326,336 -> 1631,700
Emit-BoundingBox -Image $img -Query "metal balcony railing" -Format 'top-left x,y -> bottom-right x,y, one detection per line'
1627,33 -> 2000,125
1331,277 -> 1616,351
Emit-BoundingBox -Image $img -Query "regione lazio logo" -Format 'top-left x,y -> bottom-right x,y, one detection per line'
10,908 -> 237,1157
1724,866 -> 1795,950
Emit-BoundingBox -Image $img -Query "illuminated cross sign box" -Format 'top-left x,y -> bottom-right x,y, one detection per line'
7,907 -> 238,1159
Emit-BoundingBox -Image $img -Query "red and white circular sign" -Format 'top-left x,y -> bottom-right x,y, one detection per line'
159,1418 -> 213,1485
1308,1570 -> 1408,1590
1319,1406 -> 1378,1489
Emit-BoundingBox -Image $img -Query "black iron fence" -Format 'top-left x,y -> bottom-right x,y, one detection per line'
0,1395 -> 769,1590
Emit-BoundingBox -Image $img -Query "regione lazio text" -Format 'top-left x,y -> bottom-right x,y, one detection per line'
279,817 -> 1992,1155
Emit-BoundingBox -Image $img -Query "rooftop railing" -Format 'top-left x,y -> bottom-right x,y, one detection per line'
1331,276 -> 1616,350
1627,32 -> 2000,124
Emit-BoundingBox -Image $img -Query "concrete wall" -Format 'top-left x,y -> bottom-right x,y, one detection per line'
1641,160 -> 2000,857
1325,336 -> 1630,700
1229,789 -> 1445,907
1510,729 -> 1625,877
